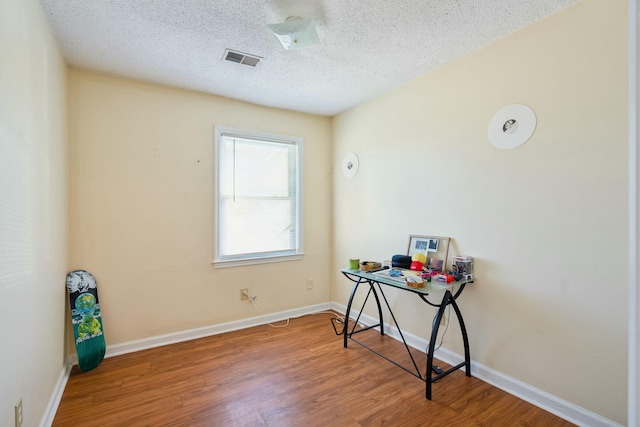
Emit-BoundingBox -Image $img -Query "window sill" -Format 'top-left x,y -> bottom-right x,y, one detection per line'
212,253 -> 304,269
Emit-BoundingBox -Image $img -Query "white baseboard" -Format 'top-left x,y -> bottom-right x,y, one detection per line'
39,362 -> 72,427
67,302 -> 333,364
329,302 -> 622,427
103,302 -> 333,358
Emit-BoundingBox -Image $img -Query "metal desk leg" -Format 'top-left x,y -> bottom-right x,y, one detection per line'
426,290 -> 450,400
343,279 -> 362,348
370,281 -> 384,336
343,279 -> 385,348
425,290 -> 472,399
450,294 -> 471,376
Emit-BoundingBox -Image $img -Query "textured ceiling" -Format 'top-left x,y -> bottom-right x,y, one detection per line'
39,0 -> 579,116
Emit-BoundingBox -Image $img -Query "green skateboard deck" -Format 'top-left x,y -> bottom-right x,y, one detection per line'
66,270 -> 106,371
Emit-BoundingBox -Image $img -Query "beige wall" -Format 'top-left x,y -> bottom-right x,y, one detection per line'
0,0 -> 68,425
68,70 -> 332,345
332,0 -> 628,423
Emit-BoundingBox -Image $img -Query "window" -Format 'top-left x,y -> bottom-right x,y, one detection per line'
214,127 -> 303,267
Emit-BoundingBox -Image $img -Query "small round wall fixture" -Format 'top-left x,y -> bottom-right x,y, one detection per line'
488,104 -> 537,149
342,152 -> 359,178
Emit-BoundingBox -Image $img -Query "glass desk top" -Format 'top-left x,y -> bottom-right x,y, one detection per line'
341,268 -> 473,295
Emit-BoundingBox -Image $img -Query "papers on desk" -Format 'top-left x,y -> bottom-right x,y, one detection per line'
374,269 -> 420,283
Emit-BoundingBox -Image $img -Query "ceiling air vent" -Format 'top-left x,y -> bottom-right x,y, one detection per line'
223,49 -> 262,67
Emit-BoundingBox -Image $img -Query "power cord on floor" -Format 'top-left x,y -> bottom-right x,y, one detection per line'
248,295 -> 290,328
313,310 -> 345,323
310,310 -> 366,335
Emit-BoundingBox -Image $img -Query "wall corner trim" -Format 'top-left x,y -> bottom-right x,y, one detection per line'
39,362 -> 72,427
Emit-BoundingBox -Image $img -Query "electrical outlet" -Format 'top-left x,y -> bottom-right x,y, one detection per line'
240,288 -> 249,301
15,398 -> 23,427
306,278 -> 313,290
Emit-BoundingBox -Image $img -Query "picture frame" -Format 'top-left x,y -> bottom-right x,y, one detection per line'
407,235 -> 451,271
407,236 -> 431,257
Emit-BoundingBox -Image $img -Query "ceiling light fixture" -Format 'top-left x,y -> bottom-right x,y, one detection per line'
266,16 -> 320,50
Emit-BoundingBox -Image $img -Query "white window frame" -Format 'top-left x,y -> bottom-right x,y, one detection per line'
213,126 -> 304,268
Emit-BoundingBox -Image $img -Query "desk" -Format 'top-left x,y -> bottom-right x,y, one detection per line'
341,268 -> 473,400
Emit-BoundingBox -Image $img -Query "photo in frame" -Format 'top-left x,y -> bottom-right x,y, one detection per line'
427,258 -> 444,272
407,235 -> 450,271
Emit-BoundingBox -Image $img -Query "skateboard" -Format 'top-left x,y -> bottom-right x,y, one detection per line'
66,270 -> 106,371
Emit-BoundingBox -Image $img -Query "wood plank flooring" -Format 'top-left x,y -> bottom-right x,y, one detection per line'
53,312 -> 575,426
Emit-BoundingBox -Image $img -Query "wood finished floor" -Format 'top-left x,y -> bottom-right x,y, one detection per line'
53,312 -> 575,426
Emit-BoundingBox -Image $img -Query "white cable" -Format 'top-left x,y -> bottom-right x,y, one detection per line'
431,303 -> 451,353
249,295 -> 290,328
311,310 -> 345,323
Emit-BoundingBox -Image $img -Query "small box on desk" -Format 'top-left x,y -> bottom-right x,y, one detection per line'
452,256 -> 474,279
